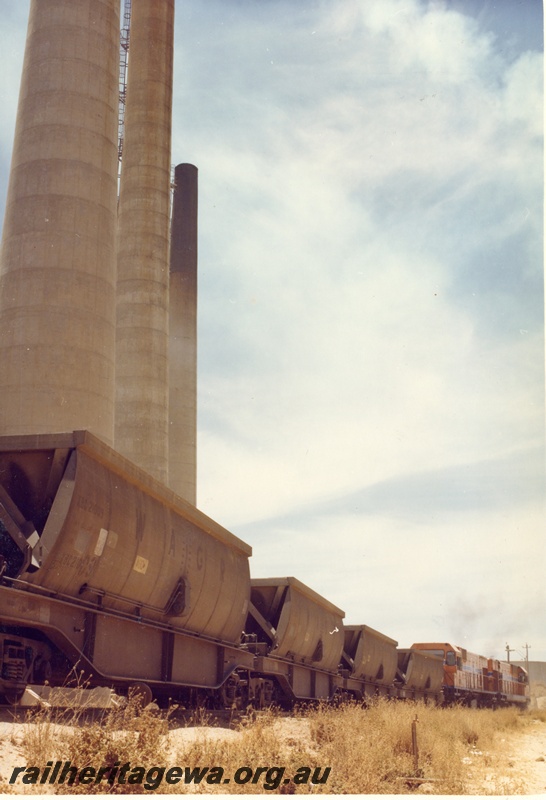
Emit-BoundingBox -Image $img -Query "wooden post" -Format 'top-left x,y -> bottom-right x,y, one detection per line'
412,715 -> 419,774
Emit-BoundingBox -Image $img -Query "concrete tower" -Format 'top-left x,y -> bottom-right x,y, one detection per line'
169,163 -> 198,504
0,0 -> 120,443
116,0 -> 175,483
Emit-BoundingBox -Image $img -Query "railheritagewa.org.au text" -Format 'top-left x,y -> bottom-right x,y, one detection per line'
9,761 -> 332,791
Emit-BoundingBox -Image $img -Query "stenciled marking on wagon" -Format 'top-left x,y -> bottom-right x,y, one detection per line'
76,495 -> 104,517
48,552 -> 97,578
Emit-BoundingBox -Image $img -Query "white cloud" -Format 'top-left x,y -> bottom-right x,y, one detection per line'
501,50 -> 543,139
186,1 -> 543,658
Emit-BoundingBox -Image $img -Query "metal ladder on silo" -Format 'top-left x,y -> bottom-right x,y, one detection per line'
118,0 -> 132,175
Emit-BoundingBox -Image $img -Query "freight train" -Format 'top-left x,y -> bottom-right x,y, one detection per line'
0,431 -> 529,709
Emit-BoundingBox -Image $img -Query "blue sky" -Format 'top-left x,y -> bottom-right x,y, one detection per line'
0,0 -> 543,662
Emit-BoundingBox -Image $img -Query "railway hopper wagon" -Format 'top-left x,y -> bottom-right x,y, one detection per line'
0,431 -> 254,705
412,643 -> 529,707
244,577 -> 345,705
395,648 -> 444,704
340,624 -> 399,700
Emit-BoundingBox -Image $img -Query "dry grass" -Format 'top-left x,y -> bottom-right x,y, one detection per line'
16,695 -> 172,794
8,696 -> 542,794
527,707 -> 546,723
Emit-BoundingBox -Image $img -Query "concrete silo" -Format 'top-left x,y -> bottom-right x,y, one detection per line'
0,0 -> 120,443
115,0 -> 175,483
169,163 -> 198,504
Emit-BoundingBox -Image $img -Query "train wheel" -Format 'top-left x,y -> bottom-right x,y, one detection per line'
34,659 -> 52,684
127,682 -> 153,709
219,674 -> 248,711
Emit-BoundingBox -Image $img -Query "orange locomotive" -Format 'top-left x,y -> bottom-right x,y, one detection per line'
412,643 -> 529,707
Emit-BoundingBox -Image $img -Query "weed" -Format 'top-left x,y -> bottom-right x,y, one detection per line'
10,695 -> 540,794
18,694 -> 172,794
